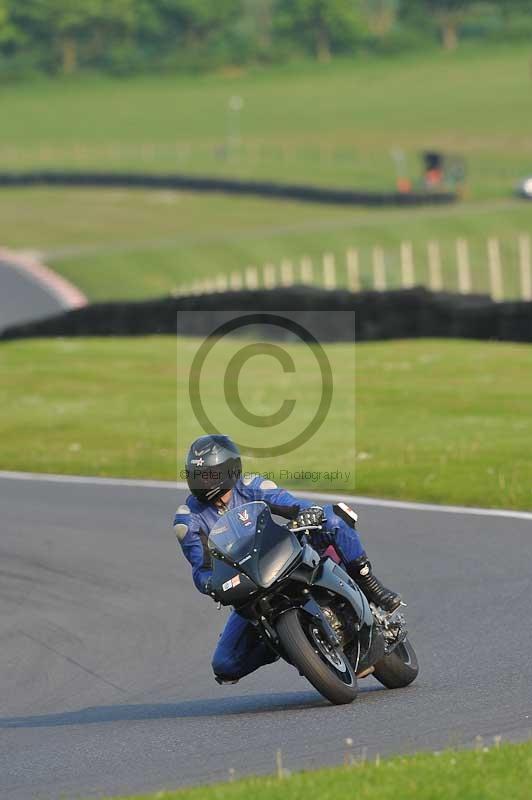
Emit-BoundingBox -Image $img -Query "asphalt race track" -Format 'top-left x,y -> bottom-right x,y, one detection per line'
1,474 -> 531,799
0,259 -> 63,332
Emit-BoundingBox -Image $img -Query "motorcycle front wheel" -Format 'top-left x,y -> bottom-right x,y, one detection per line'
276,608 -> 358,705
372,637 -> 419,689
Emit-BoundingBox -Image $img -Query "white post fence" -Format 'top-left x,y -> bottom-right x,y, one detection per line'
230,271 -> 243,290
280,259 -> 294,287
300,257 -> 313,285
323,253 -> 336,290
400,241 -> 415,288
215,274 -> 228,292
487,238 -> 503,302
174,233 -> 532,301
519,234 -> 532,301
346,248 -> 360,292
427,240 -> 443,292
372,246 -> 386,291
245,266 -> 258,290
456,238 -> 472,294
262,263 -> 276,289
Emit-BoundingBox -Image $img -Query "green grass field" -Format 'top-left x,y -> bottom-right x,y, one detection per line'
1,44 -> 531,301
1,187 -> 531,300
104,741 -> 532,800
1,45 -> 530,198
1,337 -> 530,510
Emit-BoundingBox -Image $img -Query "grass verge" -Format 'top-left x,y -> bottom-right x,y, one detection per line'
104,741 -> 532,800
1,337 -> 530,510
1,189 -> 531,300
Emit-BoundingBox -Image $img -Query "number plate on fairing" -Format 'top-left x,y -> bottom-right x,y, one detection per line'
211,559 -> 257,606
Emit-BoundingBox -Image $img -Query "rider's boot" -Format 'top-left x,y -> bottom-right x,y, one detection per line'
214,675 -> 240,685
346,556 -> 402,613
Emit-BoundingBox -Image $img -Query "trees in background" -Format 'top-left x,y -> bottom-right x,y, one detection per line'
0,0 -> 12,44
5,0 -> 137,72
400,0 -> 532,50
410,0 -> 476,49
363,0 -> 399,38
0,0 -> 530,78
135,0 -> 240,49
0,0 -> 241,74
275,0 -> 366,62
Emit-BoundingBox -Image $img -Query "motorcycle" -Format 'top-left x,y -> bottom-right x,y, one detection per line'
208,500 -> 419,705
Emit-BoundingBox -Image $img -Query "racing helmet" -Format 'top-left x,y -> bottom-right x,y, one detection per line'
185,434 -> 242,503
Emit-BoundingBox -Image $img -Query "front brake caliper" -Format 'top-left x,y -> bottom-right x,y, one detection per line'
371,604 -> 408,652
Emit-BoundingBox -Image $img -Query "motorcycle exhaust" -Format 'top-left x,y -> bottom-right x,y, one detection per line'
356,666 -> 375,679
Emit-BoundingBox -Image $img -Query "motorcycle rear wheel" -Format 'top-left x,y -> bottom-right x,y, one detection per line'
276,608 -> 358,705
372,637 -> 419,689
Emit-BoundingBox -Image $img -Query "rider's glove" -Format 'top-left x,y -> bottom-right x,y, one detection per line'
294,506 -> 326,531
204,577 -> 216,599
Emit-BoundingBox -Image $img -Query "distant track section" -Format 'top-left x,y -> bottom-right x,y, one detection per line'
0,248 -> 87,332
0,170 -> 457,207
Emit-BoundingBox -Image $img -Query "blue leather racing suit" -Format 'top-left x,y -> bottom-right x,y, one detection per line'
173,474 -> 365,681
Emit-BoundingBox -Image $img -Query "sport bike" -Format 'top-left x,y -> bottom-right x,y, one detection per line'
208,500 -> 418,705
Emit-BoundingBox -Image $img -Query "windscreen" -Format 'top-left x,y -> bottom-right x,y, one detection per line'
208,501 -> 266,564
208,501 -> 301,588
254,517 -> 301,587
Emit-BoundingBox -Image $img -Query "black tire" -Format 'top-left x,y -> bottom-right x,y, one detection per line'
275,608 -> 358,705
373,637 -> 419,689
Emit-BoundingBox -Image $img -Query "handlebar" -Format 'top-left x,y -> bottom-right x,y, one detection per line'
289,523 -> 324,533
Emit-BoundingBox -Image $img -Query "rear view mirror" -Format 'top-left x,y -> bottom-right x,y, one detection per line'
333,502 -> 358,529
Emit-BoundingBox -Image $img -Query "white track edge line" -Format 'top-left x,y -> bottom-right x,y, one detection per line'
0,470 -> 530,520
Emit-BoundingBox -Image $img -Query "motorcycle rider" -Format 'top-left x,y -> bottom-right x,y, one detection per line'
174,434 -> 401,684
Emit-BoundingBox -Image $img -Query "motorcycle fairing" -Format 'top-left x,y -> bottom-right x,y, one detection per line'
309,558 -> 382,668
208,501 -> 302,590
210,558 -> 258,606
313,558 -> 374,629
